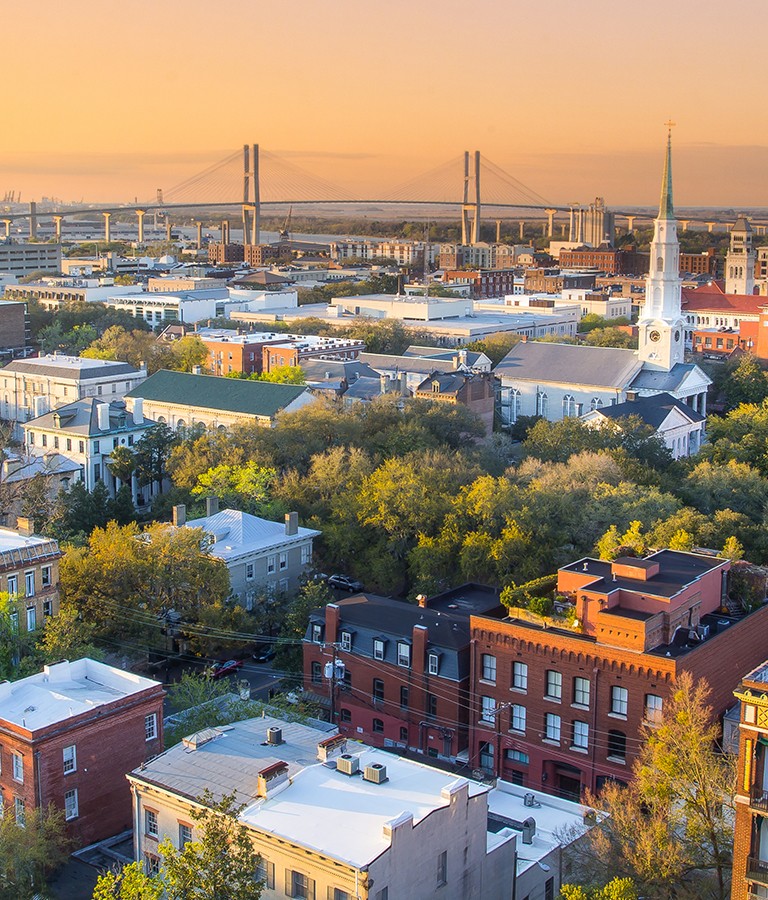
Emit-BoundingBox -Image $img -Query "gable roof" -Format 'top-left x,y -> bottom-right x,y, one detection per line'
495,341 -> 642,390
126,370 -> 308,418
359,352 -> 457,376
402,345 -> 486,366
588,391 -> 704,428
24,398 -> 150,436
629,362 -> 708,393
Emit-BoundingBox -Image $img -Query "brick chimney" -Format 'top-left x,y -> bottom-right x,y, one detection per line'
172,504 -> 186,527
15,516 -> 35,536
285,512 -> 298,536
412,623 -> 428,672
325,603 -> 340,646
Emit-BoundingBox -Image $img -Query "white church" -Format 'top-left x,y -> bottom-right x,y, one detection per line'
495,131 -> 710,457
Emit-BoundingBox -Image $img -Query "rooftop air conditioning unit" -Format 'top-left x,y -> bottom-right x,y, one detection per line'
336,753 -> 360,776
363,763 -> 388,784
266,726 -> 283,745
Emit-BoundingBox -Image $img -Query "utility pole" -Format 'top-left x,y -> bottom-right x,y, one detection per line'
324,645 -> 345,726
488,701 -> 512,779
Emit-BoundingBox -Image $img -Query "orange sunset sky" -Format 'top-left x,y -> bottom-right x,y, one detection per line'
4,0 -> 767,207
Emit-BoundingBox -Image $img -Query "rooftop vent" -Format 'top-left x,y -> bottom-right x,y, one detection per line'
257,761 -> 289,798
336,753 -> 360,776
521,816 -> 536,844
363,763 -> 388,784
266,726 -> 283,745
317,734 -> 346,762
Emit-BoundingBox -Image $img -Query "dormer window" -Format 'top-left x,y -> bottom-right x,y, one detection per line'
373,639 -> 385,661
340,631 -> 352,651
397,642 -> 410,668
428,652 -> 439,675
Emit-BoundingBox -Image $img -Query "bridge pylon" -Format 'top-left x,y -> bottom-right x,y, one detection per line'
242,143 -> 260,246
461,151 -> 481,246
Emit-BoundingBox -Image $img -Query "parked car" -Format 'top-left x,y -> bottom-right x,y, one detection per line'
328,574 -> 364,593
252,644 -> 276,663
205,659 -> 243,680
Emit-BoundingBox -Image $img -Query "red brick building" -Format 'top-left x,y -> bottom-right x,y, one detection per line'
558,248 -> 648,275
469,550 -> 768,800
731,659 -> 768,900
303,586 -> 502,763
0,658 -> 164,847
413,372 -> 496,436
262,336 -> 365,373
207,242 -> 245,264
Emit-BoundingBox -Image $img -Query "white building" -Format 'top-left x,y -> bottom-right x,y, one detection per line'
725,217 -> 756,297
2,278 -> 143,310
1,354 -> 147,430
128,715 -> 522,900
495,132 -> 711,427
23,397 -> 154,501
181,504 -> 320,607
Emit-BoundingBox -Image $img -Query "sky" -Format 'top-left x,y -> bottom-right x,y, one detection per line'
4,0 -> 767,207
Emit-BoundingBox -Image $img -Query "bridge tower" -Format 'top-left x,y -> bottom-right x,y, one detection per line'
242,144 -> 260,246
461,151 -> 481,246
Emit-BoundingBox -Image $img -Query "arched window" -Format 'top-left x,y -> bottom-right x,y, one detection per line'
511,389 -> 522,423
536,391 -> 548,418
590,397 -> 603,411
562,394 -> 577,418
608,730 -> 627,761
657,256 -> 663,273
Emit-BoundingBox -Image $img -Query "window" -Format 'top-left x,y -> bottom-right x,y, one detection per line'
311,662 -> 322,684
286,870 -> 314,898
179,823 -> 193,848
14,797 -> 25,826
301,544 -> 311,565
12,753 -> 23,784
41,434 -> 47,448
590,397 -> 603,411
573,677 -> 590,707
63,745 -> 76,774
94,463 -> 101,482
279,552 -> 288,571
645,694 -> 663,725
373,639 -> 385,661
428,694 -> 438,719
340,708 -> 351,723
311,624 -> 322,643
41,566 -> 51,588
610,686 -> 628,717
145,808 -> 158,837
399,727 -> 408,743
144,853 -> 161,876
7,575 -> 17,598
481,654 -> 497,683
436,850 -> 447,887
545,877 -> 554,900
545,670 -> 562,701
145,713 -> 158,741
93,440 -> 99,453
428,652 -> 439,675
479,741 -> 494,772
397,642 -> 410,668
256,858 -> 275,888
267,555 -> 276,574
400,686 -> 409,709
608,730 -> 627,762
572,720 -> 589,750
510,704 -> 526,732
372,679 -> 384,702
245,562 -> 254,581
562,394 -> 577,417
505,748 -> 530,765
64,788 -> 78,820
545,713 -> 561,743
481,696 -> 495,723
512,661 -> 528,691
376,889 -> 389,900
9,611 -> 17,634
79,440 -> 84,453
26,606 -> 36,632
372,718 -> 384,734
340,631 -> 352,652
536,391 -> 548,417
24,571 -> 35,597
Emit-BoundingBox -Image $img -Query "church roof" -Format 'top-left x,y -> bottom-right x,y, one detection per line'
591,391 -> 704,428
682,283 -> 763,314
658,130 -> 675,220
494,341 -> 642,390
732,215 -> 752,233
629,362 -> 699,392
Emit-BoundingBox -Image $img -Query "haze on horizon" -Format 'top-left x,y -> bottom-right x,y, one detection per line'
5,0 -> 767,208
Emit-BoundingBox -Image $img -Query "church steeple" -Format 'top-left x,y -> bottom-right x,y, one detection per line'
637,125 -> 685,372
658,124 -> 674,220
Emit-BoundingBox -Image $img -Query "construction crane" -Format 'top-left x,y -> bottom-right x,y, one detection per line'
279,206 -> 293,241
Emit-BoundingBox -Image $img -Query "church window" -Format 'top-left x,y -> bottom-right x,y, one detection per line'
562,395 -> 577,418
590,397 -> 603,411
510,390 -> 522,423
657,256 -> 663,273
536,391 -> 548,418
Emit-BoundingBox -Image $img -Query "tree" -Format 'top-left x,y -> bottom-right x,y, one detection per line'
273,580 -> 333,673
37,601 -> 101,663
565,673 -> 735,900
721,354 -> 768,408
134,424 -> 177,496
560,878 -> 638,900
191,462 -> 277,515
255,365 -> 305,384
108,445 -> 136,487
0,804 -> 69,900
91,791 -> 262,900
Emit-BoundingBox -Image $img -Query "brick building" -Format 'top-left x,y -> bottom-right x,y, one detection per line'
261,335 -> 365,373
412,372 -> 496,436
303,586 -> 502,763
0,299 -> 29,355
469,550 -> 768,800
680,248 -> 718,277
0,658 -> 164,847
0,520 -> 62,634
731,659 -> 768,900
523,270 -> 596,294
207,242 -> 245,264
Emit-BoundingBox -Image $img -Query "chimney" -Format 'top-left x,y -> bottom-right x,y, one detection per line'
400,373 -> 408,396
416,594 -> 428,608
380,374 -> 389,395
206,496 -> 219,518
285,511 -> 299,536
626,390 -> 637,402
97,402 -> 110,431
15,516 -> 35,536
133,396 -> 144,424
172,504 -> 186,527
256,761 -> 289,798
325,603 -> 340,646
412,623 -> 428,673
192,365 -> 202,375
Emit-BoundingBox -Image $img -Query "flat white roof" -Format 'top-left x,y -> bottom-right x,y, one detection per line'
0,658 -> 161,732
242,746 -> 487,867
0,526 -> 57,554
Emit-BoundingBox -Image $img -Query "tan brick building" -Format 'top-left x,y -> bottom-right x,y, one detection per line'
0,520 -> 62,633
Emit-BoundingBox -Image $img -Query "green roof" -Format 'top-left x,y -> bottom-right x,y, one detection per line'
126,370 -> 308,418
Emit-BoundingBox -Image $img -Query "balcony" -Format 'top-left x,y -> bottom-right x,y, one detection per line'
748,857 -> 768,887
751,788 -> 768,813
